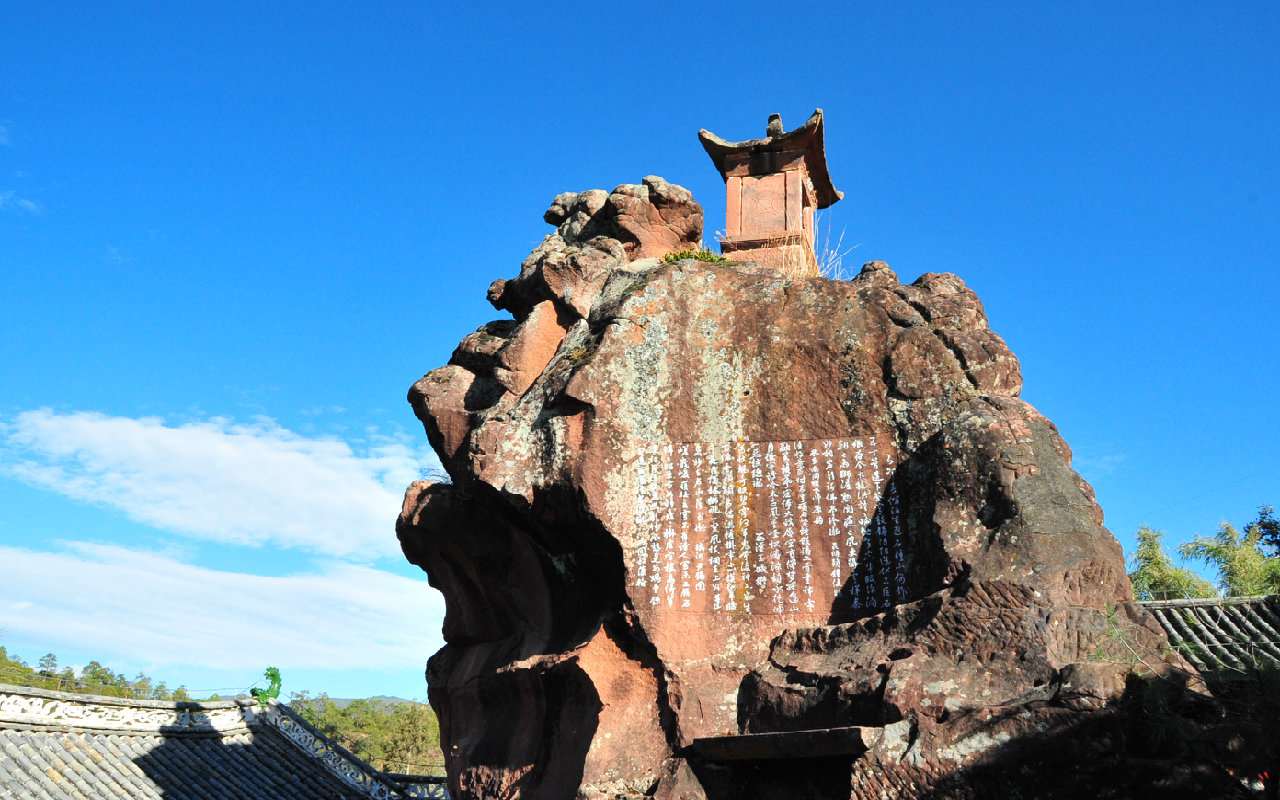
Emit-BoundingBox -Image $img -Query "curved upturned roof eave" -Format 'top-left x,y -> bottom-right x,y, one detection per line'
698,108 -> 844,209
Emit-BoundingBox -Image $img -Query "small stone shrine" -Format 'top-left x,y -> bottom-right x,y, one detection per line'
699,109 -> 842,276
397,116 -> 1239,799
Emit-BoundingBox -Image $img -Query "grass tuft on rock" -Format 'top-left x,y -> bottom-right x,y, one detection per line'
663,247 -> 727,264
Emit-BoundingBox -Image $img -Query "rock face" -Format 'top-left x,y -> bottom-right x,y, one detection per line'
397,178 -> 1204,799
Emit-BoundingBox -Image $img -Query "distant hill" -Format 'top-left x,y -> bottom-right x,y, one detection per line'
324,695 -> 419,710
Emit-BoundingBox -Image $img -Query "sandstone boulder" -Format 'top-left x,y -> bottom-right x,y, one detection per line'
490,176 -> 703,323
398,184 -> 1220,799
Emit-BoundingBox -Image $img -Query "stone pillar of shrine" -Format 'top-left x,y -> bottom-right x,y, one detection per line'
699,109 -> 843,277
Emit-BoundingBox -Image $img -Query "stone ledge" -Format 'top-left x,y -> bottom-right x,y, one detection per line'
690,726 -> 869,761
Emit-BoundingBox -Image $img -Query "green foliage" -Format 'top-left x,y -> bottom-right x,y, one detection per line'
131,671 -> 153,699
662,246 -> 726,264
1,645 -> 84,694
291,691 -> 444,774
383,699 -> 441,775
77,660 -> 131,697
1102,594 -> 1280,792
1127,525 -> 1218,601
1120,508 -> 1280,794
1255,504 -> 1280,558
1125,658 -> 1280,795
0,640 -> 214,700
1179,513 -> 1280,597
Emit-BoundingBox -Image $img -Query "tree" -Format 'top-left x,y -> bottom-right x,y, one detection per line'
1128,525 -> 1217,601
1124,512 -> 1280,796
79,660 -> 124,696
1255,504 -> 1280,559
78,660 -> 111,685
131,671 -> 153,699
0,644 -> 35,686
289,692 -> 444,774
292,692 -> 348,741
1179,515 -> 1280,597
385,701 -> 442,774
0,644 -> 202,699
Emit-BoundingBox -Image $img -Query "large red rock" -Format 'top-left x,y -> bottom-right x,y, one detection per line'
397,183 -> 1217,799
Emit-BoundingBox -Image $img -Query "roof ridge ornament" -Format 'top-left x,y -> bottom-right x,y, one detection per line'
699,109 -> 843,209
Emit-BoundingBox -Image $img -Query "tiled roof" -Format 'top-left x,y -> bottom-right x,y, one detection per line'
0,684 -> 448,799
1140,595 -> 1280,675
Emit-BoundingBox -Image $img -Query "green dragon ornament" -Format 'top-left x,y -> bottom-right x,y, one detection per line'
250,666 -> 281,708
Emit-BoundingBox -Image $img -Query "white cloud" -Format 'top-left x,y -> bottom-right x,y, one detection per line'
0,542 -> 443,671
1,410 -> 438,560
1073,451 -> 1127,478
104,244 -> 132,264
0,190 -> 41,213
0,125 -> 9,146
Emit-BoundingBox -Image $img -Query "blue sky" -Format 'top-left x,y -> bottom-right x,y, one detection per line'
1,3 -> 1277,700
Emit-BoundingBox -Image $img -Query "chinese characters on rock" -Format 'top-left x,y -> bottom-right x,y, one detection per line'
631,437 -> 906,615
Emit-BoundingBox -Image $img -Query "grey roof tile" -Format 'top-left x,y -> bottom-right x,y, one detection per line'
0,685 -> 443,800
1141,595 -> 1280,675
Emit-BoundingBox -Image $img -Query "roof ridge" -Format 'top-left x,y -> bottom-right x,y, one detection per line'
0,681 -> 245,709
0,683 -> 253,736
1138,594 -> 1278,608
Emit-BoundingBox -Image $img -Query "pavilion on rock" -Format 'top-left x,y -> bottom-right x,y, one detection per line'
699,109 -> 843,277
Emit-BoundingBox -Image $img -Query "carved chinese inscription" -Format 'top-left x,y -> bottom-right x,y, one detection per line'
631,437 -> 905,615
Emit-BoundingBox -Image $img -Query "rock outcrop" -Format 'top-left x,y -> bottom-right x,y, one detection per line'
397,178 -> 1219,799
